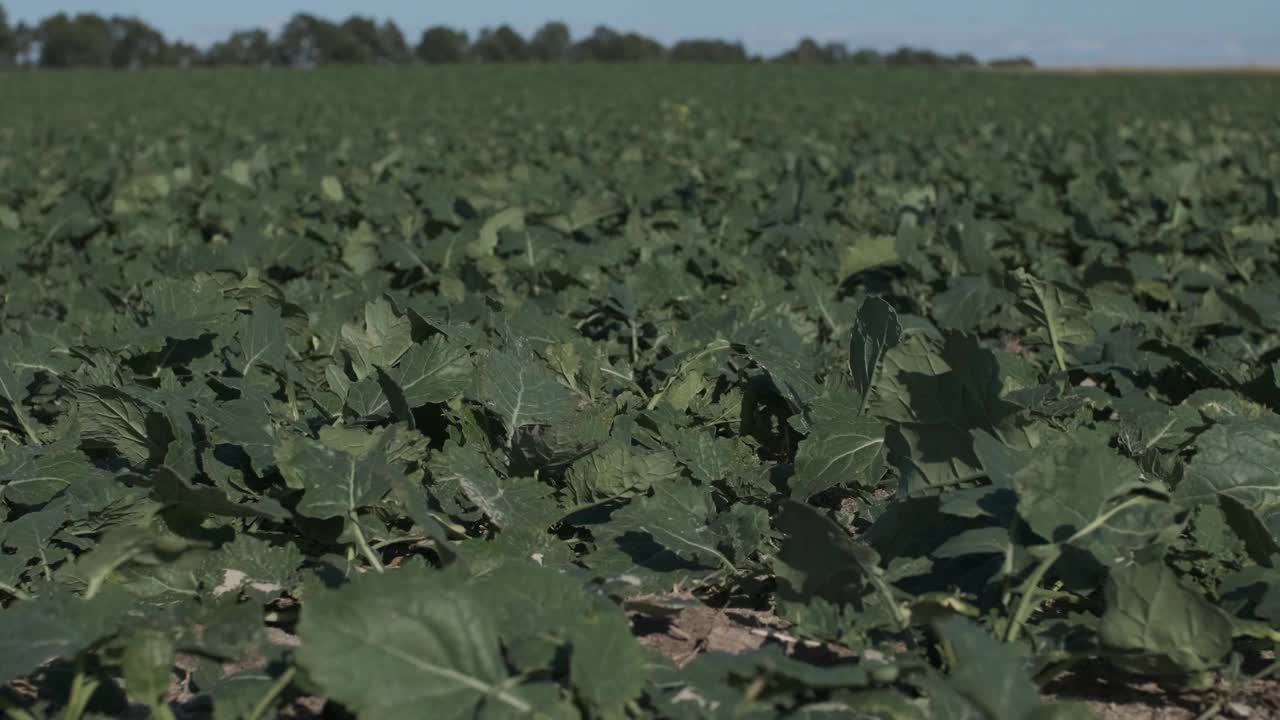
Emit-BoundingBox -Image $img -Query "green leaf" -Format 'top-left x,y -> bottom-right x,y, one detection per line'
122,629 -> 175,708
321,175 -> 345,203
474,343 -> 576,448
392,335 -> 474,406
0,439 -> 99,506
849,296 -> 903,414
278,435 -> 392,520
429,443 -> 560,530
663,429 -> 755,486
565,444 -> 680,505
73,383 -> 161,465
774,500 -> 873,610
0,588 -> 134,685
236,299 -> 287,376
839,234 -> 898,277
569,601 -> 649,715
0,353 -> 40,444
1008,434 -> 1176,564
1178,416 -> 1280,555
199,533 -> 303,599
930,616 -> 1090,720
340,297 -> 414,380
1100,561 -> 1233,676
586,479 -> 731,590
791,386 -> 887,499
470,207 -> 525,258
933,275 -> 1012,332
297,569 -> 531,720
70,525 -> 198,599
1014,270 -> 1095,372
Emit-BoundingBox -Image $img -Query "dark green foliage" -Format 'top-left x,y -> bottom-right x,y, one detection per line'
416,25 -> 470,64
1,65 -> 1279,718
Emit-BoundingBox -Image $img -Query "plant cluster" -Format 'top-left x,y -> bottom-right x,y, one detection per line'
0,67 -> 1278,718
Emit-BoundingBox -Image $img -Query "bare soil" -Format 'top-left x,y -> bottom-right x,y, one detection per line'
628,591 -> 1280,720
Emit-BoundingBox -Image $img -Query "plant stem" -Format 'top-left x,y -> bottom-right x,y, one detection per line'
1193,701 -> 1223,720
62,658 -> 100,720
1193,657 -> 1280,720
1004,547 -> 1061,643
0,582 -> 33,601
349,516 -> 385,573
628,318 -> 641,369
246,667 -> 296,720
0,696 -> 37,720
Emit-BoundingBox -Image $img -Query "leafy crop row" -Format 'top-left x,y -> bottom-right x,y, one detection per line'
1,67 -> 1280,718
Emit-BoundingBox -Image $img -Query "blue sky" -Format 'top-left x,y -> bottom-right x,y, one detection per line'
6,0 -> 1280,67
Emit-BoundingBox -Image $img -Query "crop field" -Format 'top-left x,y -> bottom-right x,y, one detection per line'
1,66 -> 1280,719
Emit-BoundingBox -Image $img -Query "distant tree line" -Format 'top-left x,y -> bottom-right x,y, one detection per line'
0,5 -> 1035,69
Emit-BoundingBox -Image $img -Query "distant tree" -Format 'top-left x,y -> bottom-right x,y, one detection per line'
168,41 -> 201,68
377,20 -> 411,63
341,16 -> 410,64
952,52 -> 979,66
849,48 -> 882,65
470,25 -> 529,63
570,26 -> 664,62
885,46 -> 938,66
203,29 -> 273,66
37,13 -> 113,67
0,3 -> 15,65
669,38 -> 748,63
529,21 -> 570,62
108,16 -> 168,68
416,26 -> 468,63
13,20 -> 34,64
823,42 -> 850,63
989,55 -> 1035,69
778,37 -> 827,64
275,13 -> 372,66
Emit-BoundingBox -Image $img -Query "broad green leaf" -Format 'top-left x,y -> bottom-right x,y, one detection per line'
122,630 -> 176,708
69,525 -> 198,599
775,500 -> 873,604
235,298 -> 286,376
340,297 -> 414,380
586,479 -> 730,591
0,439 -> 99,506
933,275 -> 1013,332
1009,434 -> 1176,564
0,588 -> 135,685
791,387 -> 886,499
130,279 -> 234,350
1014,270 -> 1095,372
664,429 -> 764,499
839,234 -> 898,277
930,616 -> 1091,720
565,444 -> 680,504
278,435 -> 392,520
204,396 -> 277,473
429,443 -> 560,530
0,354 -> 39,443
1178,416 -> 1280,554
474,344 -> 576,448
848,296 -> 902,414
392,335 -> 474,405
73,383 -> 160,465
199,533 -> 303,599
1100,561 -> 1233,676
569,601 -> 649,714
297,569 -> 531,720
